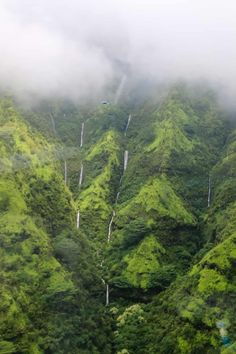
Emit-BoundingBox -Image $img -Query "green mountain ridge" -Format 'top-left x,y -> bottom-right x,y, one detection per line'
1,84 -> 236,353
0,99 -> 112,354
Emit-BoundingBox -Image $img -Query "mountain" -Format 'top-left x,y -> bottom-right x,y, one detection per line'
0,83 -> 236,353
0,99 -> 112,354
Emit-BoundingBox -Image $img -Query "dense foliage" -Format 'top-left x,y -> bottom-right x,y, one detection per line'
0,99 -> 112,354
1,83 -> 236,353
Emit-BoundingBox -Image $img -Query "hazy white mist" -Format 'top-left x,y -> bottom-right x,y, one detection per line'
0,0 -> 236,102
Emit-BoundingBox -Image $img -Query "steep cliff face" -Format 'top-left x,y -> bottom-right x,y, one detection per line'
63,84 -> 235,353
106,91 -> 236,353
0,99 -> 112,354
1,83 -> 236,353
70,86 -> 227,297
115,123 -> 236,354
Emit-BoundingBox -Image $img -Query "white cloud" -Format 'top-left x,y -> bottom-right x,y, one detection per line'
0,0 -> 236,102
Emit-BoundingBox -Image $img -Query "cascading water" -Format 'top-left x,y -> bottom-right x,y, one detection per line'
101,277 -> 109,306
107,210 -> 116,243
105,209 -> 117,305
115,191 -> 120,204
76,210 -> 80,229
124,150 -> 129,172
102,124 -> 131,307
64,161 -> 67,185
124,114 -> 132,136
105,210 -> 116,305
106,151 -> 129,244
114,75 -> 127,104
208,176 -> 211,207
79,163 -> 83,187
106,284 -> 109,306
101,278 -> 109,306
80,122 -> 85,148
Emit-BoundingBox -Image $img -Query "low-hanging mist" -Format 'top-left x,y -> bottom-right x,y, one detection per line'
0,0 -> 236,104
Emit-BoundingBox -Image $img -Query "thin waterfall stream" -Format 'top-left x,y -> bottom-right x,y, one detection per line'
107,210 -> 116,243
76,211 -> 80,229
64,161 -> 67,185
77,122 -> 85,229
115,191 -> 120,204
124,150 -> 129,172
79,163 -> 83,188
208,176 -> 211,207
124,114 -> 132,136
80,122 -> 85,148
106,285 -> 109,306
107,150 -> 129,244
104,121 -> 130,305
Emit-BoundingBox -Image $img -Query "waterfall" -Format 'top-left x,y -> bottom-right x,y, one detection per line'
79,163 -> 83,187
114,75 -> 127,104
80,122 -> 85,148
124,114 -> 132,136
64,161 -> 67,185
106,284 -> 109,306
101,146 -> 130,307
207,176 -> 211,207
50,113 -> 57,136
115,191 -> 120,204
107,210 -> 115,242
124,150 -> 129,172
76,210 -> 80,229
114,150 -> 130,205
101,279 -> 109,306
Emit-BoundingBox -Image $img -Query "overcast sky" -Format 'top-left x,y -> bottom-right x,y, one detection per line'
0,0 -> 236,102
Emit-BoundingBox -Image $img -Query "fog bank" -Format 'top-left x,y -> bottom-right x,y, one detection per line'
0,0 -> 236,103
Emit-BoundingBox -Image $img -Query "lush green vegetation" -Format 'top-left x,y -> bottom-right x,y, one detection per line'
0,99 -> 112,354
107,86 -> 236,354
1,83 -> 236,353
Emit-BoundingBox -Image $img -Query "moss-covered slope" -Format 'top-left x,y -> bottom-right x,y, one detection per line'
2,83 -> 235,354
101,86 -> 227,296
0,99 -> 112,354
112,90 -> 236,354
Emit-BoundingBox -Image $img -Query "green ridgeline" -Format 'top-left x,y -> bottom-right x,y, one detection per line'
1,82 -> 236,354
0,99 -> 112,354
110,87 -> 236,354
